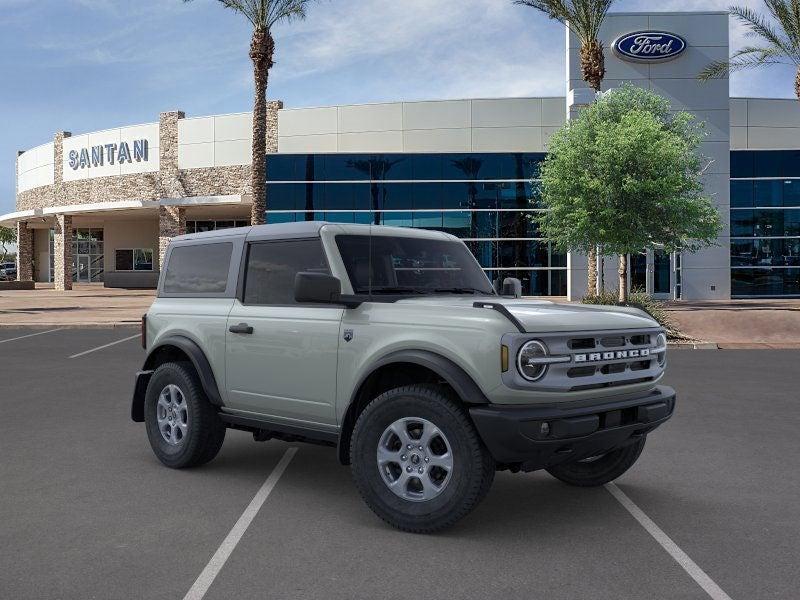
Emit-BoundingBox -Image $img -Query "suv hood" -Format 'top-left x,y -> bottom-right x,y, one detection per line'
396,296 -> 659,333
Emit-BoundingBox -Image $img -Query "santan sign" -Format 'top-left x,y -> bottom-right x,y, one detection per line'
68,139 -> 149,170
613,31 -> 686,62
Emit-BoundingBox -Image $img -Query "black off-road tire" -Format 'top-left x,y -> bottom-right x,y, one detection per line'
546,436 -> 647,487
350,384 -> 495,533
144,361 -> 226,469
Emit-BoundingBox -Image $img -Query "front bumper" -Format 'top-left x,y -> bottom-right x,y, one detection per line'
469,385 -> 675,472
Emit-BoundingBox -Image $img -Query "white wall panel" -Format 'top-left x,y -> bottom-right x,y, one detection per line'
402,128 -> 471,152
278,107 -> 338,137
214,113 -> 251,142
472,127 -> 543,152
403,100 -> 471,130
278,134 -> 338,153
338,131 -> 403,152
747,98 -> 800,128
746,127 -> 800,149
214,139 -> 250,166
730,126 -> 748,149
729,99 -> 748,127
471,98 -> 542,128
179,117 -> 214,144
178,142 -> 214,169
541,98 -> 566,126
648,13 -> 729,47
338,103 -> 403,133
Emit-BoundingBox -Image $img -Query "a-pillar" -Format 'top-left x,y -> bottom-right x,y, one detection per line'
53,214 -> 73,291
16,221 -> 33,281
159,206 -> 185,270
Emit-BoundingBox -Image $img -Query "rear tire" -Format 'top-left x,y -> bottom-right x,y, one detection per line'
144,361 -> 226,469
546,436 -> 646,487
350,384 -> 494,533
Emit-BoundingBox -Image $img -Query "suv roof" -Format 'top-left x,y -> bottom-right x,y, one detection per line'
171,221 -> 456,244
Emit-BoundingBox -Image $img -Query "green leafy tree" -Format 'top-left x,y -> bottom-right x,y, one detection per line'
0,226 -> 15,263
536,84 -> 722,302
184,0 -> 315,225
699,2 -> 800,100
514,0 -> 616,292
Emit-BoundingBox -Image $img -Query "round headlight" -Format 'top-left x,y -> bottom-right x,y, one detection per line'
517,340 -> 549,381
656,333 -> 667,366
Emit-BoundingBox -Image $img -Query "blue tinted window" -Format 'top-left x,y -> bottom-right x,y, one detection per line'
380,183 -> 412,211
754,180 -> 783,207
732,268 -> 800,296
324,183 -> 353,211
265,211 -> 296,224
441,183 -> 470,209
783,180 -> 800,207
412,155 -> 443,180
412,182 -> 442,210
266,155 -> 297,181
730,210 -> 753,237
730,151 -> 753,178
730,181 -> 753,208
754,151 -> 783,177
266,184 -> 299,211
442,211 -> 472,237
413,212 -> 443,229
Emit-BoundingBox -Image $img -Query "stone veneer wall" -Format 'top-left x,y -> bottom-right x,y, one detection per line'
15,222 -> 33,281
53,214 -> 73,291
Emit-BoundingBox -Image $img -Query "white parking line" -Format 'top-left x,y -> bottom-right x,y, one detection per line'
68,334 -> 140,359
0,329 -> 63,345
183,447 -> 298,600
606,483 -> 733,600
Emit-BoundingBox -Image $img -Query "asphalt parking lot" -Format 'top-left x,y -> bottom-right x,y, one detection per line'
1,328 -> 799,599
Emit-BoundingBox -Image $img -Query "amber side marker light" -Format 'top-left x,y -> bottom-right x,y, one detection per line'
501,345 -> 509,372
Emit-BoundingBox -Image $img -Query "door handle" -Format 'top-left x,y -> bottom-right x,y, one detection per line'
229,323 -> 254,334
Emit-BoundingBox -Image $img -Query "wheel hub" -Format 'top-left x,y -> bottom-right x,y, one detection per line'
376,417 -> 454,502
156,384 -> 189,446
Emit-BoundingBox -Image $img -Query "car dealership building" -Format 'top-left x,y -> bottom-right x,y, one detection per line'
3,10 -> 800,300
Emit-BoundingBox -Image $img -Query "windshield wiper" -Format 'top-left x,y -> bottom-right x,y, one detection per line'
432,287 -> 490,295
362,286 -> 428,295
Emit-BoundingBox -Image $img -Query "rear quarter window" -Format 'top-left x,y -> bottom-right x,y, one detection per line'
162,242 -> 233,295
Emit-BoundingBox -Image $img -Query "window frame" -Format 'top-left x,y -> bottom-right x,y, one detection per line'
114,247 -> 155,272
158,237 -> 243,299
238,236 -> 333,307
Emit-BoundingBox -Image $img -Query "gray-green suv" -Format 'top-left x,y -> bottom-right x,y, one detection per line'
132,222 -> 675,532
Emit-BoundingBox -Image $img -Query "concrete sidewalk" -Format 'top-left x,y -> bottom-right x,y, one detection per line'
0,283 -> 154,327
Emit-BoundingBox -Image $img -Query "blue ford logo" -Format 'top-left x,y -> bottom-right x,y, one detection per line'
613,31 -> 686,62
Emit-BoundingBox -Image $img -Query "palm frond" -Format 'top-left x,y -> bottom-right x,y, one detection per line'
730,5 -> 800,64
699,46 -> 789,80
515,0 -> 615,43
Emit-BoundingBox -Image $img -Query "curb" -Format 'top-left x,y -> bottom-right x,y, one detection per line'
667,341 -> 719,349
0,322 -> 139,329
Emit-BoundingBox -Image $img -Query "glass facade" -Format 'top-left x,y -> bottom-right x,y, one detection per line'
265,153 -> 568,296
731,151 -> 800,297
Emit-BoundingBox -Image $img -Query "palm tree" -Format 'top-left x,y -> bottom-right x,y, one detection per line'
185,0 -> 314,225
514,0 -> 615,294
699,2 -> 800,101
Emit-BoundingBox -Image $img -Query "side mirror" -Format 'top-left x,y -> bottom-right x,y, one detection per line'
295,272 -> 342,304
501,277 -> 522,298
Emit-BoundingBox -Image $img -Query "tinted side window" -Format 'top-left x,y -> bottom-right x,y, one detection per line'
163,242 -> 233,294
243,239 -> 329,305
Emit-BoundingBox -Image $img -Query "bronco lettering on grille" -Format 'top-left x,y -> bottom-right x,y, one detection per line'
574,348 -> 650,362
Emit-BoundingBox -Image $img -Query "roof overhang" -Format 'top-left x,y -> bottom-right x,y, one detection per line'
0,194 -> 246,226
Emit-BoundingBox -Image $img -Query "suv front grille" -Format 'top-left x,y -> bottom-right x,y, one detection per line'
504,328 -> 665,392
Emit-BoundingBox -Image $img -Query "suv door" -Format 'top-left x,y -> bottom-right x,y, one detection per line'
224,238 -> 343,427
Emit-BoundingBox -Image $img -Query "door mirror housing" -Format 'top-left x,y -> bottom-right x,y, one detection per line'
501,277 -> 522,298
294,272 -> 362,307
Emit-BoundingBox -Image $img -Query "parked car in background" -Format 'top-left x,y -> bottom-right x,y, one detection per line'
0,262 -> 16,281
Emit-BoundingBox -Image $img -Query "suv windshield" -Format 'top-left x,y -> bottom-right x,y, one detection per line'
336,234 -> 494,296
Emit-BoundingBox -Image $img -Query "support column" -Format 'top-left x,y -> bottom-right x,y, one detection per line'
53,214 -> 73,291
16,221 -> 33,282
158,205 -> 185,271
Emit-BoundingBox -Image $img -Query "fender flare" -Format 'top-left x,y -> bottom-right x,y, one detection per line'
132,335 -> 224,422
337,349 -> 490,464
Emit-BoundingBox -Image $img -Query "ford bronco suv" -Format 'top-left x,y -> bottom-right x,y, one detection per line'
132,222 -> 675,532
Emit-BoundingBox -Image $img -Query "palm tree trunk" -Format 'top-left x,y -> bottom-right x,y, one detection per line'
580,40 -> 605,93
249,29 -> 275,225
618,254 -> 628,303
796,67 -> 800,102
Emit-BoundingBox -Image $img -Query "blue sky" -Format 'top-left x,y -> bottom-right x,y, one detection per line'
1,0 -> 797,215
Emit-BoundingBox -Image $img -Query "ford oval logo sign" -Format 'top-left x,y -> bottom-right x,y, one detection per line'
613,31 -> 686,62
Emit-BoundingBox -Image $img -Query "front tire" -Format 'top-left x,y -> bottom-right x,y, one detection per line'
350,385 -> 494,533
546,436 -> 646,487
144,361 -> 226,469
